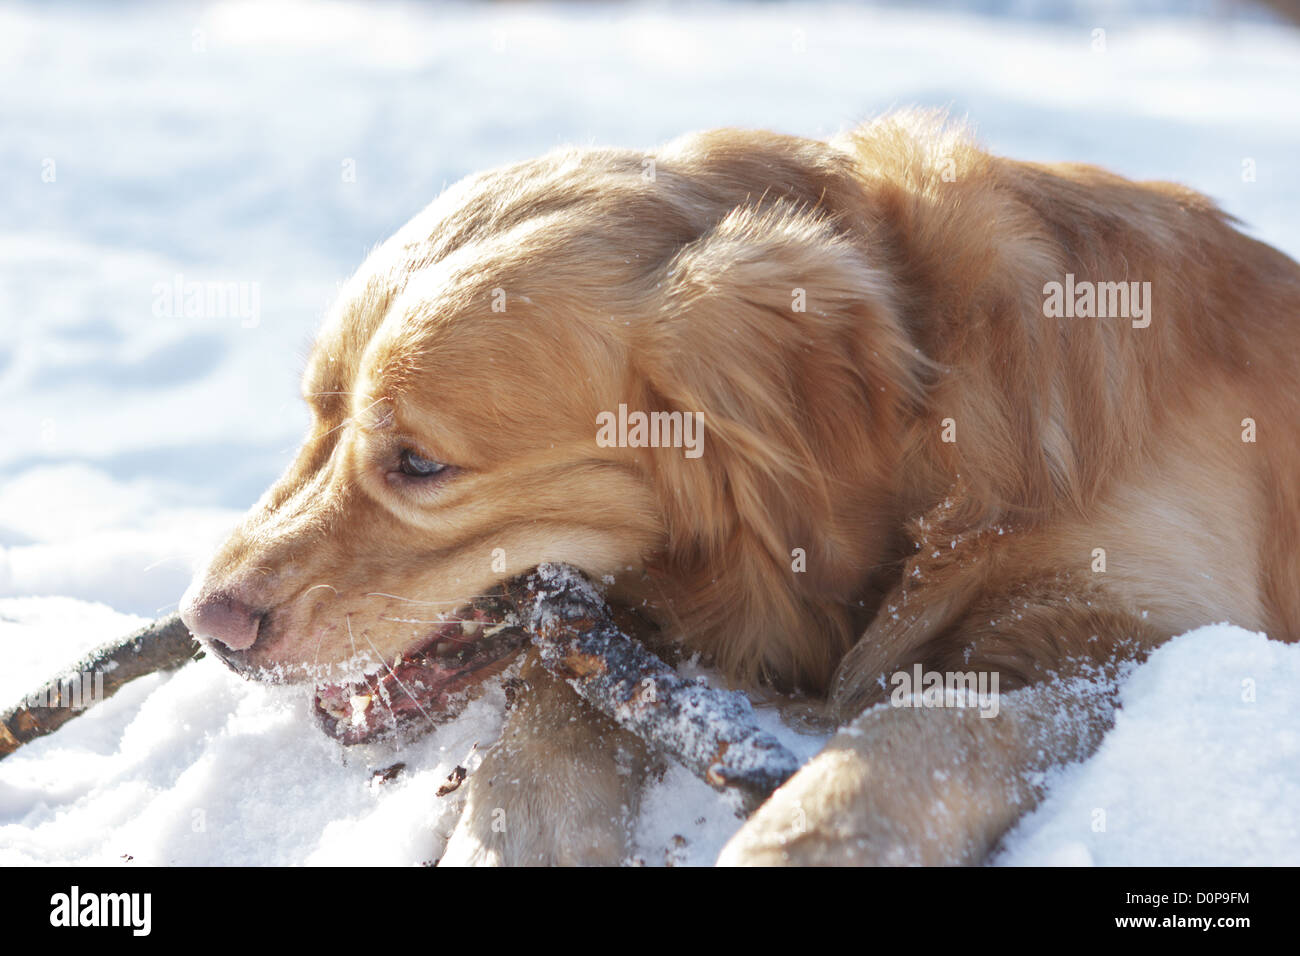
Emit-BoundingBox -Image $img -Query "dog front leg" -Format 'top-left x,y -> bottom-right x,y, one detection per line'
440,653 -> 651,866
717,677 -> 1117,866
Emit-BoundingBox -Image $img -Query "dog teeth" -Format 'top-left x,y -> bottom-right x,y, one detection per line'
435,641 -> 456,656
460,620 -> 482,638
349,695 -> 372,727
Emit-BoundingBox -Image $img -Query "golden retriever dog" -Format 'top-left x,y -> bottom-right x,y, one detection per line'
180,114 -> 1300,865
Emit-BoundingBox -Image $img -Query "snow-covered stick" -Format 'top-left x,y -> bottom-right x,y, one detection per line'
0,614 -> 200,759
1,570 -> 802,814
518,563 -> 803,814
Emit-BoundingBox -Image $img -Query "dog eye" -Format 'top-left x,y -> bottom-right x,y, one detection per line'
398,449 -> 447,478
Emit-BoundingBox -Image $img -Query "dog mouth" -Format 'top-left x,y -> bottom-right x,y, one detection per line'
312,592 -> 528,745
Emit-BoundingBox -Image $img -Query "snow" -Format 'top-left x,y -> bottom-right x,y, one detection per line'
2,0 -> 1299,865
995,625 -> 1300,866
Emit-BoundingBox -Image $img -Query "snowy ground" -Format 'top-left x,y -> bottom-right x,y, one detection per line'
2,0 -> 1299,865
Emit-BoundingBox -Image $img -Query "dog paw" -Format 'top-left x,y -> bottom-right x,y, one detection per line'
439,806 -> 505,867
719,749 -> 891,866
435,655 -> 650,866
439,773 -> 630,867
718,698 -> 1035,867
437,736 -> 636,867
717,741 -> 942,866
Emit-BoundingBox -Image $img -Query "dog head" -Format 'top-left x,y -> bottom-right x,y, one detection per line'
180,128 -> 922,737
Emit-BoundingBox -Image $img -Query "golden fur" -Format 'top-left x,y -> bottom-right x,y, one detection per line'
182,114 -> 1300,865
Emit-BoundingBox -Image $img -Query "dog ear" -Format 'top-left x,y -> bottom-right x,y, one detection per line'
639,201 -> 921,542
633,201 -> 923,689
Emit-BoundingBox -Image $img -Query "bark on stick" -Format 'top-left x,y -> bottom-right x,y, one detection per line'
518,564 -> 802,813
0,614 -> 201,759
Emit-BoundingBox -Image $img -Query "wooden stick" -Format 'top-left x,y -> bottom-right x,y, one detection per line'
0,614 -> 201,759
519,564 -> 802,813
0,571 -> 802,813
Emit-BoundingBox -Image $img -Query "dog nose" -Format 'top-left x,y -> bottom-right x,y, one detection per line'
180,592 -> 264,651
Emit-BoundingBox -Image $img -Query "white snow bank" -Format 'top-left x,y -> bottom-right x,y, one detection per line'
0,466 -> 241,618
0,598 -> 502,865
996,624 -> 1300,866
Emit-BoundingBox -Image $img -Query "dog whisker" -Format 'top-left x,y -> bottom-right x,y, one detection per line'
142,556 -> 189,573
311,616 -> 328,679
316,415 -> 357,441
365,592 -> 498,605
311,396 -> 389,443
347,619 -> 398,727
377,616 -> 479,643
351,615 -> 439,732
342,614 -> 370,676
